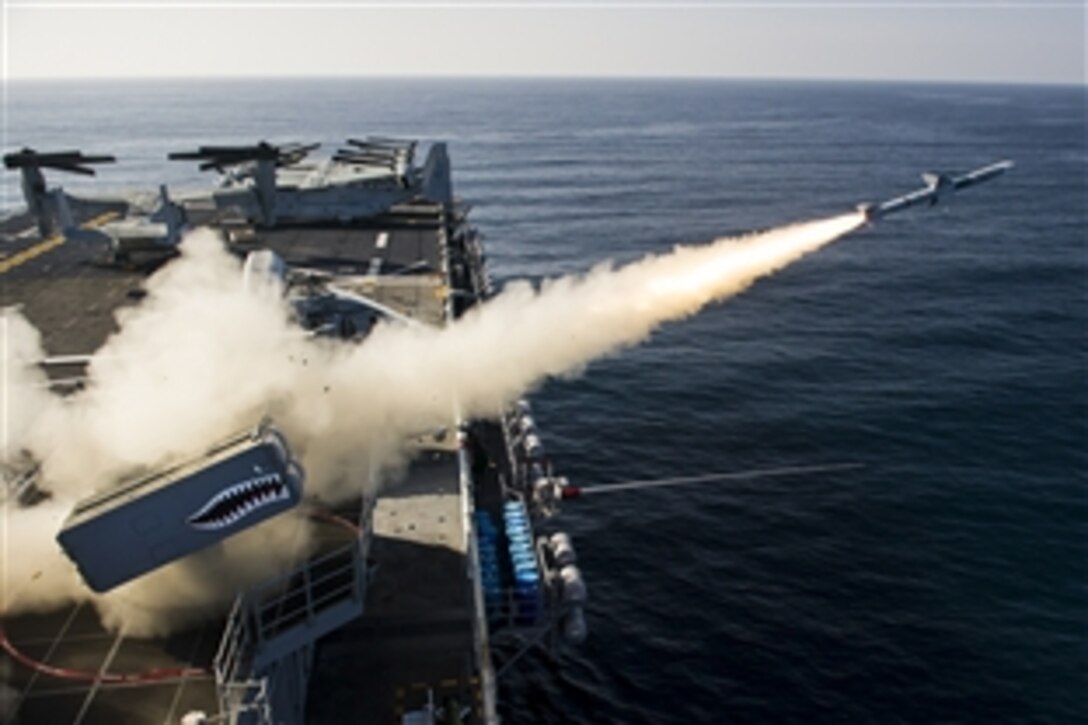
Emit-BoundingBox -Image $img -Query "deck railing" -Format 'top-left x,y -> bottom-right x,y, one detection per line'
213,502 -> 372,724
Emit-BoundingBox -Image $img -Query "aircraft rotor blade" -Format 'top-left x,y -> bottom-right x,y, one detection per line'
3,148 -> 115,172
170,141 -> 317,170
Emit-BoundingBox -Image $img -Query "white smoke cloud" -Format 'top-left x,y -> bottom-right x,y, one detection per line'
1,212 -> 863,634
1,310 -> 55,473
92,510 -> 313,638
28,231 -> 312,497
0,500 -> 85,614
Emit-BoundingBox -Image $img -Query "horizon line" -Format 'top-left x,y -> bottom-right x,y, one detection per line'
3,73 -> 1084,89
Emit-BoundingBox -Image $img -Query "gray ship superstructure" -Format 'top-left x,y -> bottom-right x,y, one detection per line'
1,139 -> 587,724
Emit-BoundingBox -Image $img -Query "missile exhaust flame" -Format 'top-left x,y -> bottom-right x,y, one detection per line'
2,210 -> 865,633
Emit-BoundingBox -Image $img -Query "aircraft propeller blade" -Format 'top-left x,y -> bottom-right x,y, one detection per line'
169,141 -> 318,170
3,148 -> 115,174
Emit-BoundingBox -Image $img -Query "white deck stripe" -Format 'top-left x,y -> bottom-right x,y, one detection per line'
10,604 -> 85,719
162,627 -> 207,725
72,627 -> 126,725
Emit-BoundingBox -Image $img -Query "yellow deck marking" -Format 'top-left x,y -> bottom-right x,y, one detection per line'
0,211 -> 118,275
84,211 -> 120,227
0,235 -> 65,274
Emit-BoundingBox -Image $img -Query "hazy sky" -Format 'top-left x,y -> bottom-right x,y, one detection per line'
2,1 -> 1085,85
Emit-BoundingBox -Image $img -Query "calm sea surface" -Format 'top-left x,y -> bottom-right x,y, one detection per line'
4,78 -> 1086,723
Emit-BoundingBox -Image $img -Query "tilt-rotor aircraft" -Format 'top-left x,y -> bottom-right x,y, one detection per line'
2,148 -> 126,236
3,138 -> 453,264
167,137 -> 452,227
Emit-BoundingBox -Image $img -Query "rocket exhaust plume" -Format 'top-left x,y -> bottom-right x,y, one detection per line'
2,211 -> 863,633
419,212 -> 866,415
317,212 -> 866,465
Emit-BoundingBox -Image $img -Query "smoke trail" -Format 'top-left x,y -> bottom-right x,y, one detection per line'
1,212 -> 863,632
298,212 -> 864,484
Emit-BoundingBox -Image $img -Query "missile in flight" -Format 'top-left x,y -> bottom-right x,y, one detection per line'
858,160 -> 1013,222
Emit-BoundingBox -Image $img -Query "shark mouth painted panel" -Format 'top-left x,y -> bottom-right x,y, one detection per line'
187,472 -> 289,531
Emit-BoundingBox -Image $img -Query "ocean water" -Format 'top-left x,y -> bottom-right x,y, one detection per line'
4,78 -> 1086,723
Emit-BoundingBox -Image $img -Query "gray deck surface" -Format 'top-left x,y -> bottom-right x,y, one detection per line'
1,200 -> 480,723
307,450 -> 479,724
3,604 -> 220,725
0,228 -> 148,359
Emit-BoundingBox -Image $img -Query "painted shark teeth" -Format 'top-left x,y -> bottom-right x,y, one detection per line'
187,472 -> 289,531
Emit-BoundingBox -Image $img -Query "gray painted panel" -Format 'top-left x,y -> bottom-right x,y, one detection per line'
57,422 -> 304,592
